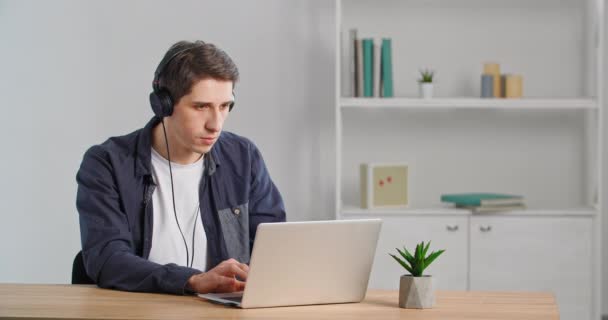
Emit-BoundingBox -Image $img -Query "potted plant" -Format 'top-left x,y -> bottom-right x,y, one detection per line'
389,241 -> 445,309
418,69 -> 435,99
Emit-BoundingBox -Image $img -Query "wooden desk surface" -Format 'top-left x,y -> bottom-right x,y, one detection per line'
0,284 -> 559,320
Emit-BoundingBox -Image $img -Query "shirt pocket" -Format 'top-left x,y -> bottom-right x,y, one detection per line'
217,202 -> 250,264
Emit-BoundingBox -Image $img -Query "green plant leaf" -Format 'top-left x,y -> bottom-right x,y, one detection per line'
397,247 -> 415,266
423,241 -> 431,257
403,247 -> 414,261
389,253 -> 414,275
419,258 -> 427,276
424,249 -> 446,269
402,246 -> 416,265
418,69 -> 434,83
394,242 -> 445,277
416,243 -> 425,276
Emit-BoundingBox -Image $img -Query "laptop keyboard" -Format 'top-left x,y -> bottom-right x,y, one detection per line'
222,296 -> 243,303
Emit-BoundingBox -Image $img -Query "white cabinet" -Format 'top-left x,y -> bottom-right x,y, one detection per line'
345,214 -> 469,291
470,215 -> 593,320
343,212 -> 595,320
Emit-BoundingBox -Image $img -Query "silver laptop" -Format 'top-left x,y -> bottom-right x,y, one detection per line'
198,219 -> 382,308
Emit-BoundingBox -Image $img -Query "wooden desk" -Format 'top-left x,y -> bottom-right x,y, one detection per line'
0,284 -> 559,319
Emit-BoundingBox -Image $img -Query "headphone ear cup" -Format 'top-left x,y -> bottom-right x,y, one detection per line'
229,91 -> 235,112
149,89 -> 174,117
149,92 -> 164,118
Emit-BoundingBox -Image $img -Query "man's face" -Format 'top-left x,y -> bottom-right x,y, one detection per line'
166,78 -> 233,155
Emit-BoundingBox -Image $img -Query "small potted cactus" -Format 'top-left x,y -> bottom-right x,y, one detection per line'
389,241 -> 445,309
418,69 -> 435,99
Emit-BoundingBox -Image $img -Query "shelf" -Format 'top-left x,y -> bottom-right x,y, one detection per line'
340,206 -> 598,217
341,206 -> 472,216
340,97 -> 598,110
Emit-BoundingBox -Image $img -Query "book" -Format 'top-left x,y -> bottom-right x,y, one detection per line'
441,193 -> 524,206
381,38 -> 393,97
362,38 -> 374,97
340,29 -> 357,97
350,29 -> 358,97
373,39 -> 381,97
356,39 -> 363,97
456,204 -> 527,214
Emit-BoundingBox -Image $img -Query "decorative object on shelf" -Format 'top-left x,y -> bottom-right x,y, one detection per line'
480,62 -> 524,99
389,241 -> 445,309
481,74 -> 494,98
482,62 -> 501,98
418,69 -> 434,99
504,74 -> 523,98
441,192 -> 526,213
500,74 -> 508,97
360,163 -> 408,209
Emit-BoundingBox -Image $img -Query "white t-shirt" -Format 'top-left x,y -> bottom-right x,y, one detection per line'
148,147 -> 207,271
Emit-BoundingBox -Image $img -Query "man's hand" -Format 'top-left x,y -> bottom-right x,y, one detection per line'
186,258 -> 249,294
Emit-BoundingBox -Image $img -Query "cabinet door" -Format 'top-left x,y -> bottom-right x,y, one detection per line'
345,214 -> 469,290
470,216 -> 592,320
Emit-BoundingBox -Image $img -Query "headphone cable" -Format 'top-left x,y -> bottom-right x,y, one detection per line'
161,119 -> 191,268
190,205 -> 200,268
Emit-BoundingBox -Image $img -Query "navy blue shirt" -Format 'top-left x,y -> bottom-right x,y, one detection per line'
76,117 -> 286,294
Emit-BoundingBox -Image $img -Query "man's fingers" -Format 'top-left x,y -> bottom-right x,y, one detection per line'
217,276 -> 246,293
234,279 -> 246,291
239,263 -> 250,273
229,263 -> 248,280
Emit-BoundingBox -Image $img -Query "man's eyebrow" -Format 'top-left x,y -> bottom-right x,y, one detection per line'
192,100 -> 233,105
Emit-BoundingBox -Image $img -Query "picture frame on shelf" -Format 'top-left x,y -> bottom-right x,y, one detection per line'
360,162 -> 409,209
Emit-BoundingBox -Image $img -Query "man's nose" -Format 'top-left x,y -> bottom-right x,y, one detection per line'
205,108 -> 222,132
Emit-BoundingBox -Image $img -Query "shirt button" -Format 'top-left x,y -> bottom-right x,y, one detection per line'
234,208 -> 241,215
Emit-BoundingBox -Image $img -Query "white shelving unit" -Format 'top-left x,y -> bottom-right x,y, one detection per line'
341,97 -> 598,110
334,0 -> 604,319
341,205 -> 598,217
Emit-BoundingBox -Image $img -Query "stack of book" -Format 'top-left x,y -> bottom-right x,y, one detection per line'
342,29 -> 393,98
440,193 -> 526,213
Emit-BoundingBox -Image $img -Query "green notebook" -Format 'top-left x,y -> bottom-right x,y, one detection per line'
362,39 -> 373,97
381,38 -> 393,97
441,193 -> 523,206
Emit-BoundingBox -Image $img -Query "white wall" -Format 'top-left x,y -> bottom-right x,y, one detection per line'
0,0 -> 335,284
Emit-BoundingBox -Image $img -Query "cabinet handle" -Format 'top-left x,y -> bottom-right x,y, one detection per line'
446,225 -> 459,232
479,225 -> 492,232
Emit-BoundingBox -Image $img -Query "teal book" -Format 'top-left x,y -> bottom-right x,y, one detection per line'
381,38 -> 393,97
441,193 -> 524,206
362,39 -> 373,97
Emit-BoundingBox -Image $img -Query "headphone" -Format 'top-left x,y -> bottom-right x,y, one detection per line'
149,41 -> 235,118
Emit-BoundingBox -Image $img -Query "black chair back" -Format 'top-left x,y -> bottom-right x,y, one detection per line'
72,251 -> 95,284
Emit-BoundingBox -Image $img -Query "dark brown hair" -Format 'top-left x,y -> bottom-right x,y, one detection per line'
158,40 -> 239,103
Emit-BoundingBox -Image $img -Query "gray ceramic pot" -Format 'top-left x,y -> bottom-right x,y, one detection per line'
398,275 -> 435,309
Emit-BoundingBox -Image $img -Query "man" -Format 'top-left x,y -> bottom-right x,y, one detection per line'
76,40 -> 286,295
